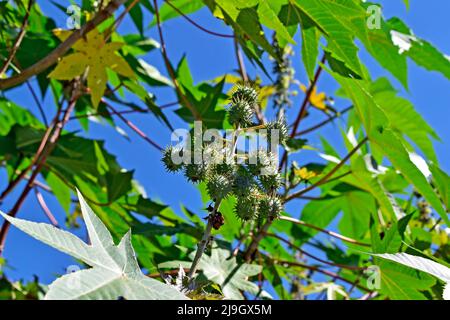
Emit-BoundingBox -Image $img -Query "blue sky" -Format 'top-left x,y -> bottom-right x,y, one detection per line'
1,0 -> 449,297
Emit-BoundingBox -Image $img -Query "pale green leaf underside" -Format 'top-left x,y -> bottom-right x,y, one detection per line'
0,190 -> 187,300
375,252 -> 450,300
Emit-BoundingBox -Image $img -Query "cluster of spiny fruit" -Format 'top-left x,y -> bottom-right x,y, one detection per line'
162,86 -> 287,224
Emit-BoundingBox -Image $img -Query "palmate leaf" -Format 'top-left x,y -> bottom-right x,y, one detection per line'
211,1 -> 277,59
214,0 -> 295,46
293,0 -> 363,77
198,248 -> 270,300
327,1 -> 408,87
255,0 -> 295,46
294,196 -> 342,244
374,253 -> 450,300
48,29 -> 135,107
0,190 -> 187,300
376,259 -> 437,300
343,156 -> 400,221
159,247 -> 270,300
277,2 -> 319,79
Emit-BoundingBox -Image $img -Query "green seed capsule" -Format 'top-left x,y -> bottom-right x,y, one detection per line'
231,85 -> 258,106
207,174 -> 233,200
247,149 -> 277,176
232,166 -> 256,197
266,116 -> 288,145
184,163 -> 208,183
162,146 -> 185,172
234,192 -> 260,221
212,162 -> 236,176
259,173 -> 282,192
228,100 -> 254,127
258,196 -> 283,220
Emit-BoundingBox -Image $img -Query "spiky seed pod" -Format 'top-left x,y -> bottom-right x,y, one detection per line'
247,149 -> 277,176
207,174 -> 233,200
203,143 -> 224,167
266,116 -> 289,145
258,196 -> 283,220
231,85 -> 258,107
234,191 -> 260,221
162,146 -> 185,172
184,163 -> 208,183
228,100 -> 254,127
232,166 -> 256,197
259,173 -> 282,193
211,162 -> 236,177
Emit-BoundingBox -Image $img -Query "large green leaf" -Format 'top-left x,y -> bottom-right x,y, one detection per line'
213,1 -> 277,58
256,0 -> 295,46
278,2 -> 319,80
336,1 -> 408,87
338,191 -> 374,241
376,259 -> 436,300
0,191 -> 187,300
0,98 -> 43,135
293,196 -> 342,243
293,0 -> 362,76
375,253 -> 449,300
198,248 -> 268,299
370,128 -> 448,225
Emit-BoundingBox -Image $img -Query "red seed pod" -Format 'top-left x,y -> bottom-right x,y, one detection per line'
210,212 -> 225,230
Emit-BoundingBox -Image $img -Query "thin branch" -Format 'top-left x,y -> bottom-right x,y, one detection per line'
34,188 -> 59,227
0,0 -> 127,90
148,268 -> 190,279
234,36 -> 248,83
278,216 -> 371,247
233,35 -> 265,124
187,201 -> 219,279
0,108 -> 62,203
0,84 -> 81,254
285,137 -> 368,202
266,232 -> 366,270
69,101 -> 178,120
244,219 -> 272,262
275,259 -> 371,293
0,0 -> 34,75
164,0 -> 234,38
295,106 -> 353,136
26,81 -> 49,127
103,99 -> 163,151
105,0 -> 140,41
153,0 -> 201,120
29,178 -> 52,194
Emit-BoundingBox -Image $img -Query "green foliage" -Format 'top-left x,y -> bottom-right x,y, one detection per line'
0,191 -> 187,300
0,0 -> 449,301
